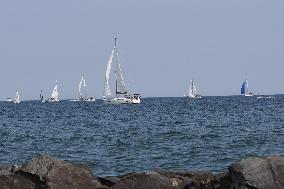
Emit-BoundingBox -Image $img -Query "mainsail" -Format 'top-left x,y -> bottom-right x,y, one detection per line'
14,91 -> 20,103
241,80 -> 248,95
51,81 -> 59,101
114,42 -> 127,95
79,75 -> 87,98
188,80 -> 197,97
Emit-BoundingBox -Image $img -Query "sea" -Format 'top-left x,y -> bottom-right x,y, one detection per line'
0,96 -> 283,176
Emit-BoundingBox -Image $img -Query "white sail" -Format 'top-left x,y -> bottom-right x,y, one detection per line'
188,80 -> 193,97
114,48 -> 127,95
103,48 -> 114,98
79,75 -> 87,98
187,80 -> 200,98
51,81 -> 59,101
192,80 -> 197,96
14,91 -> 20,104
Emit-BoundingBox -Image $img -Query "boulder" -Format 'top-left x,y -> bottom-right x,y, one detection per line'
229,155 -> 284,189
0,165 -> 35,189
111,170 -> 216,189
18,155 -> 107,189
0,174 -> 36,189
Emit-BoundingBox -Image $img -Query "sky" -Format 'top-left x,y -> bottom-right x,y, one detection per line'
0,0 -> 283,100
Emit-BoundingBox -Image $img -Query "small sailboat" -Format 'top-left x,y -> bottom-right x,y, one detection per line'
14,91 -> 20,104
49,81 -> 59,102
40,90 -> 45,102
70,74 -> 95,102
103,38 -> 141,104
241,80 -> 253,96
185,80 -> 201,98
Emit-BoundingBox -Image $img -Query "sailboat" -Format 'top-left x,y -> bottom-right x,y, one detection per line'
14,91 -> 20,104
70,74 -> 95,102
185,80 -> 201,98
49,81 -> 59,102
241,80 -> 253,96
103,38 -> 141,104
40,90 -> 45,102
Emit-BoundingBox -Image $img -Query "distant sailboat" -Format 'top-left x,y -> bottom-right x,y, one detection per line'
103,38 -> 141,104
70,74 -> 95,102
14,91 -> 20,104
185,80 -> 201,98
49,81 -> 59,102
241,80 -> 253,96
40,90 -> 45,102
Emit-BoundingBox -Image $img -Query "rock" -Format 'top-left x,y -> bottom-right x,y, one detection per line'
229,155 -> 284,189
111,171 -> 216,189
0,174 -> 36,189
158,171 -> 216,189
111,171 -> 175,189
0,165 -> 13,176
18,155 -> 106,189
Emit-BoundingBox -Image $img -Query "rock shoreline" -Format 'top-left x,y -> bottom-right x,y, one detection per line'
0,155 -> 283,189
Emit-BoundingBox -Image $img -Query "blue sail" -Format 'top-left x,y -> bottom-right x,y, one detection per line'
241,81 -> 246,95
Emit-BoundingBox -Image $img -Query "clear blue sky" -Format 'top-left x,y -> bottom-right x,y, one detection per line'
0,0 -> 283,100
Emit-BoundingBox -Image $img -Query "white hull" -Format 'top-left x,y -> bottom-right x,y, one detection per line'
6,99 -> 12,102
48,98 -> 59,102
244,94 -> 253,97
186,95 -> 201,99
104,97 -> 140,104
257,96 -> 273,99
70,98 -> 96,102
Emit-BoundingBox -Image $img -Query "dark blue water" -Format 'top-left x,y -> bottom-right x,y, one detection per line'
0,96 -> 283,176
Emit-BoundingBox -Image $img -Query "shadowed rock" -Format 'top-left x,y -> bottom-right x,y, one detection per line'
18,155 -> 107,189
229,155 -> 284,189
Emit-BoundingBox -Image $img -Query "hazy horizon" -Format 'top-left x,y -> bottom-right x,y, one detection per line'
0,1 -> 283,100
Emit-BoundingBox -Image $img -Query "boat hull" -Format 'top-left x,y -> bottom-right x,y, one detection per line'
70,99 -> 96,102
104,97 -> 140,104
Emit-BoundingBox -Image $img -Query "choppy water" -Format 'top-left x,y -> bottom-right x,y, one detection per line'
0,96 -> 283,176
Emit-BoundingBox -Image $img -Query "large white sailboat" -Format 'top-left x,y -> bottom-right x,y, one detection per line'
103,38 -> 141,104
241,80 -> 253,96
49,81 -> 59,102
14,91 -> 20,104
70,74 -> 95,102
185,80 -> 201,98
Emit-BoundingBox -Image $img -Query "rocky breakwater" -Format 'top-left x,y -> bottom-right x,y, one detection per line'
0,155 -> 283,189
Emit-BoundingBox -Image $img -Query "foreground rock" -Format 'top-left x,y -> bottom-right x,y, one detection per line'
229,155 -> 284,189
0,155 -> 283,189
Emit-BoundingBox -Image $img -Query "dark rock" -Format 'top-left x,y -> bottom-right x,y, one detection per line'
111,171 -> 175,189
158,171 -> 216,189
111,171 -> 216,189
0,165 -> 13,176
0,174 -> 35,189
18,155 -> 106,189
229,155 -> 284,189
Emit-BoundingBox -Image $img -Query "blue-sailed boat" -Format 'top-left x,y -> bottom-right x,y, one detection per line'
241,80 -> 253,96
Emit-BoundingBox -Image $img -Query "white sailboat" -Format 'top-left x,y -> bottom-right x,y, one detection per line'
14,91 -> 20,104
185,80 -> 201,98
70,74 -> 95,102
103,38 -> 141,104
49,81 -> 59,102
241,80 -> 253,96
